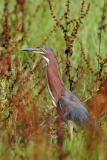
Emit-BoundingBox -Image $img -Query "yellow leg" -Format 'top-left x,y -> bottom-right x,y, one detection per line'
69,124 -> 74,142
70,130 -> 74,142
66,120 -> 74,142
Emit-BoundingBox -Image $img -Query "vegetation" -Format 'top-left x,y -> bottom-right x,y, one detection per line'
0,0 -> 107,160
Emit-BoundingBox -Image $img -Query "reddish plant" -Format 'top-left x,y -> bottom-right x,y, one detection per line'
47,0 -> 90,90
80,41 -> 94,73
90,79 -> 107,121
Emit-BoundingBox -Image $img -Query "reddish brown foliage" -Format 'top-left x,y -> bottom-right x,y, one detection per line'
48,0 -> 90,56
0,0 -> 106,159
0,53 -> 11,77
90,80 -> 107,121
3,0 -> 10,49
17,0 -> 26,5
80,41 -> 94,73
47,0 -> 91,90
33,0 -> 46,17
72,65 -> 85,90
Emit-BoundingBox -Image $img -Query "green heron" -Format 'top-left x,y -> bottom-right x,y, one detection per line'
20,46 -> 90,140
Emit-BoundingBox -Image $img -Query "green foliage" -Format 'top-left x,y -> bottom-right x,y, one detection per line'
0,0 -> 107,160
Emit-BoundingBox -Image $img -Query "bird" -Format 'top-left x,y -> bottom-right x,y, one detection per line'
20,46 -> 91,140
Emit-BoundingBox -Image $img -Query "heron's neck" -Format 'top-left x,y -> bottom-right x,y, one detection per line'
46,62 -> 64,106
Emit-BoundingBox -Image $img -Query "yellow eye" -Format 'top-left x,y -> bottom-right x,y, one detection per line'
41,48 -> 45,52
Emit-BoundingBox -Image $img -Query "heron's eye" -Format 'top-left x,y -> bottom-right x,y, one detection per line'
41,48 -> 46,52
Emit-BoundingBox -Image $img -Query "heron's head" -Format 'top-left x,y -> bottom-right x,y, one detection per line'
20,46 -> 57,64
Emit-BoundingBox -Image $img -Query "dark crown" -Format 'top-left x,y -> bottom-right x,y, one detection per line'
37,46 -> 54,53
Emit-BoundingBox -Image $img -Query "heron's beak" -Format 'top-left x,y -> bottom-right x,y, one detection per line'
20,47 -> 46,55
20,48 -> 41,52
20,47 -> 48,63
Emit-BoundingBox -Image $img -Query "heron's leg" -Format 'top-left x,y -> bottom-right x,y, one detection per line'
69,123 -> 74,141
66,120 -> 74,142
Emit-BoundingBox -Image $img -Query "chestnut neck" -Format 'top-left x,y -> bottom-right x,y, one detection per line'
46,60 -> 64,104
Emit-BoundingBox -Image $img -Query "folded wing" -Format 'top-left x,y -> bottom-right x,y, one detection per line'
57,96 -> 90,127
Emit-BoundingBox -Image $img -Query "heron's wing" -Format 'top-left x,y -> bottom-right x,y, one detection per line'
57,96 -> 90,127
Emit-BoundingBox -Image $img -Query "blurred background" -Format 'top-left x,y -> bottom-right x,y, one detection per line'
0,0 -> 107,160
